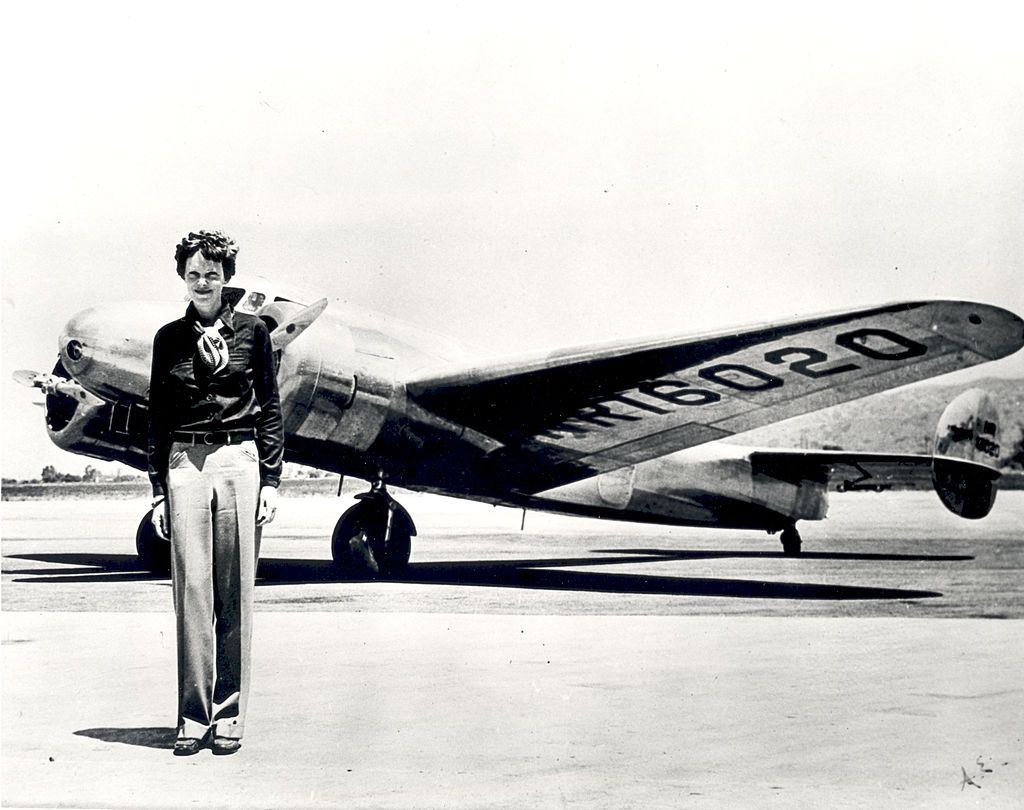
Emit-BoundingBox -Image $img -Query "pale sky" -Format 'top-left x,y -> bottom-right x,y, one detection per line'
2,2 -> 1023,479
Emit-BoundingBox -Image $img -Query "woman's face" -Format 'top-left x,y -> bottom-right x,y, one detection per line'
183,252 -> 226,314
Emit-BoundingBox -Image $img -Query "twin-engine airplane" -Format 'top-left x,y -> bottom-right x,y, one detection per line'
15,274 -> 1024,575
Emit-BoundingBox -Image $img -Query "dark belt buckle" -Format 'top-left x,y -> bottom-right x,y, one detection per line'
203,432 -> 217,445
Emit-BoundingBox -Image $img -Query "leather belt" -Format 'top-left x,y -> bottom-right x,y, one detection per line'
171,429 -> 256,446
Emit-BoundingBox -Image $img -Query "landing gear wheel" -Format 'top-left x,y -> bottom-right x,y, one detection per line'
136,510 -> 171,575
331,496 -> 412,578
780,525 -> 802,556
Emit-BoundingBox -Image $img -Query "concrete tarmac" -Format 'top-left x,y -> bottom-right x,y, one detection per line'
3,492 -> 1023,807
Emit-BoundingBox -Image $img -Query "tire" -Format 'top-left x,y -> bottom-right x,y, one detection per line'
780,525 -> 802,556
136,510 -> 171,575
331,500 -> 412,578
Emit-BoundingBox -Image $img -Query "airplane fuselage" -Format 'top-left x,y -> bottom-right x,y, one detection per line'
41,279 -> 1014,557
48,283 -> 824,532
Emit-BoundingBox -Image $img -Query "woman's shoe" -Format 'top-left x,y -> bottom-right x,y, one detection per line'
173,737 -> 204,756
211,737 -> 241,756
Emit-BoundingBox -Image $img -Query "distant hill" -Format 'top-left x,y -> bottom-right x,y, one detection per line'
730,377 -> 1024,462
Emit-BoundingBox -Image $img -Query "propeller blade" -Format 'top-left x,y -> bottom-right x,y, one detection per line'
270,298 -> 329,351
52,379 -> 91,400
12,369 -> 43,388
12,369 -> 90,400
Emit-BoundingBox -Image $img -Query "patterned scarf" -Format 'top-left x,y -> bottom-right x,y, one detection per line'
193,319 -> 229,375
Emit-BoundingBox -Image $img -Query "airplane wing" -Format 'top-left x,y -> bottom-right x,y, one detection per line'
407,300 -> 1024,492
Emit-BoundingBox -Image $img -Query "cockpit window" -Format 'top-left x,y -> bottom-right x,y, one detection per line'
223,287 -> 267,313
240,291 -> 267,312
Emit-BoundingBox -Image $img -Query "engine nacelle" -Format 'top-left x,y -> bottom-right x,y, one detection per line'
258,300 -> 403,478
932,388 -> 1001,519
38,362 -> 148,469
46,393 -> 148,469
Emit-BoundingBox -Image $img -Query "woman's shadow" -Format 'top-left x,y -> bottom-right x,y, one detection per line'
75,727 -> 176,749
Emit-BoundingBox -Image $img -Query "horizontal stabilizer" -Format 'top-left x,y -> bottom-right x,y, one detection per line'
748,449 -> 998,494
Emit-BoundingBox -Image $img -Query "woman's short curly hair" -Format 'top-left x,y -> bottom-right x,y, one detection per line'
174,230 -> 239,281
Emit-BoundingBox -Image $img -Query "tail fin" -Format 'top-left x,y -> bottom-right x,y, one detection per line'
932,388 -> 1001,518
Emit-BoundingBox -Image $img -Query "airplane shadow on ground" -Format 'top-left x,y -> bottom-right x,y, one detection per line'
74,727 -> 176,750
7,548 -> 960,600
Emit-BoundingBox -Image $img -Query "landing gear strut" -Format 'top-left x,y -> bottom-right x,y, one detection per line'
780,524 -> 802,556
331,480 -> 415,577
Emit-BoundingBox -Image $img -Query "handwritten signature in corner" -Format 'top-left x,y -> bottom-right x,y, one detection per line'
960,766 -> 980,791
960,755 -> 1005,791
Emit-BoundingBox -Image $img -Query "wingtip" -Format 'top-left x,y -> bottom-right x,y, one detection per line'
922,301 -> 1024,361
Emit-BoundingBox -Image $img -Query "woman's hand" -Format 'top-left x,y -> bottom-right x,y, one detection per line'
151,497 -> 170,539
256,485 -> 278,526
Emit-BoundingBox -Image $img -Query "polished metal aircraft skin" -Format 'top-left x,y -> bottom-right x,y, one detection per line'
19,273 -> 1024,564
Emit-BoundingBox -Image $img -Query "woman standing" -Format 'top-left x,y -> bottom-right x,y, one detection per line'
147,230 -> 283,756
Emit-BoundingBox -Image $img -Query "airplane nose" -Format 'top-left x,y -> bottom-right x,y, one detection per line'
60,303 -> 175,401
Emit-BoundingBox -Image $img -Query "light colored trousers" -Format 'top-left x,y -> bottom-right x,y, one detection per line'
167,440 -> 261,740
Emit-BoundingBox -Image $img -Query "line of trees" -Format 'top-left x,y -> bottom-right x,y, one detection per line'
4,465 -> 142,484
40,464 -> 99,483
